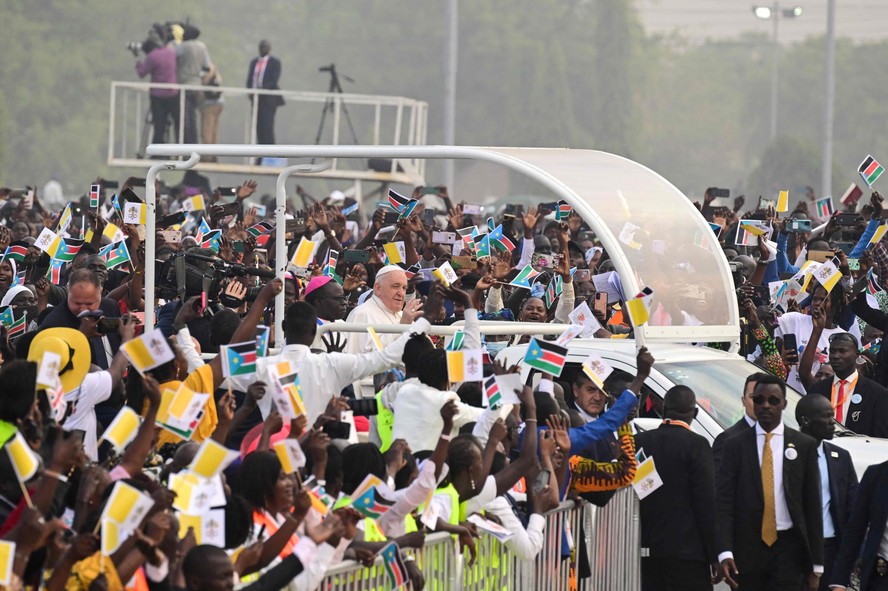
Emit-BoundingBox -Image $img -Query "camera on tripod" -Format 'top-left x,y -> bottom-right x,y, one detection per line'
155,250 -> 275,305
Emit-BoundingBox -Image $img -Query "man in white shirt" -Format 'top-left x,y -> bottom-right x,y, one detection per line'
238,301 -> 430,424
30,320 -> 135,461
717,373 -> 824,591
391,347 -> 484,451
344,265 -> 423,355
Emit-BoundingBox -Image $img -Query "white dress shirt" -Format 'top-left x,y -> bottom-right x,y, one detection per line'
818,442 -> 836,539
755,421 -> 793,531
392,382 -> 484,451
232,318 -> 430,423
831,371 -> 858,425
62,371 -> 113,461
484,495 -> 547,560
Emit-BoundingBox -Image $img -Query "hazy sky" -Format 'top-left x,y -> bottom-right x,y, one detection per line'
636,0 -> 888,44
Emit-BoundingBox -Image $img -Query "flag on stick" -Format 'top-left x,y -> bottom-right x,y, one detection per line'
523,337 -> 568,377
859,155 -> 885,188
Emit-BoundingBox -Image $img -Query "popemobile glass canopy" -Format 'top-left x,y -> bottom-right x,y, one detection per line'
142,144 -> 740,347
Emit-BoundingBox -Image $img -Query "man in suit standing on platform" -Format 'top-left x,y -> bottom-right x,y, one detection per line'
246,40 -> 283,147
717,373 -> 824,590
796,394 -> 858,590
713,372 -> 767,473
635,385 -> 718,590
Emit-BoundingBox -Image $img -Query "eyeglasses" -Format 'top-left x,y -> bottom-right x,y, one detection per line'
828,333 -> 857,347
752,395 -> 782,406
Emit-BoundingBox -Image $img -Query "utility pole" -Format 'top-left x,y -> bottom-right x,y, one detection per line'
443,0 -> 458,188
822,0 -> 836,199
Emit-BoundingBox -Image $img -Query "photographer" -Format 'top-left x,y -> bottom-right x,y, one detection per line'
134,26 -> 179,145
175,23 -> 211,145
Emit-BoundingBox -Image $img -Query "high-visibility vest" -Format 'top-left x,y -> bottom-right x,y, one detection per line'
375,392 -> 395,453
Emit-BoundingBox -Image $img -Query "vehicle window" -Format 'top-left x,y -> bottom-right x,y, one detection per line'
559,365 -> 662,419
656,360 -> 801,430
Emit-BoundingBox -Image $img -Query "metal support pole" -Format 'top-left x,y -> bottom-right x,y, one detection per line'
144,152 -> 201,329
822,0 -> 836,199
770,1 -> 779,141
443,0 -> 458,188
274,161 -> 333,342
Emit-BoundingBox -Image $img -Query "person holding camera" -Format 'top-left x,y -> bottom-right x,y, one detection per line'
176,24 -> 211,145
134,33 -> 179,146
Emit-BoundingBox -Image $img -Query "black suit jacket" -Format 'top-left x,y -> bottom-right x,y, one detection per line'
39,297 -> 121,369
808,375 -> 888,438
716,424 -> 824,574
712,416 -> 753,474
635,423 -> 717,563
246,55 -> 284,106
830,460 -> 888,590
822,440 -> 858,541
851,292 -> 888,386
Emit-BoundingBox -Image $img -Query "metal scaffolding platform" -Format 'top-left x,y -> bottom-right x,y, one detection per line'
107,81 -> 429,186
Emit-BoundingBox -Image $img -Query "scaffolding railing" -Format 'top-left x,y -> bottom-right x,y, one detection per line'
316,491 -> 641,591
107,81 -> 427,184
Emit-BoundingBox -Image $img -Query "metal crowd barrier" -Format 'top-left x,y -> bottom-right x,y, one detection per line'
317,489 -> 641,591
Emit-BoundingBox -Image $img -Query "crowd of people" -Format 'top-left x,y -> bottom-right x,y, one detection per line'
0,172 -> 885,591
133,20 -> 281,152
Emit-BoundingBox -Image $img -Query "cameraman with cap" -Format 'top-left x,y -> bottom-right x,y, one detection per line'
134,25 -> 179,145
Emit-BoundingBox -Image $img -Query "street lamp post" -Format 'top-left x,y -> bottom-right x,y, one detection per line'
753,4 -> 803,141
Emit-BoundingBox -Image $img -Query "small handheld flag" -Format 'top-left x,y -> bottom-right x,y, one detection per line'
290,237 -> 319,268
626,287 -> 655,326
90,184 -> 101,210
255,325 -> 270,357
814,258 -> 842,293
5,432 -> 38,483
1,245 -> 27,264
776,190 -> 789,213
351,486 -> 396,520
815,197 -> 834,219
101,481 -> 155,533
100,240 -> 131,270
555,200 -> 572,221
182,195 -> 206,212
188,439 -> 238,479
859,155 -> 885,188
868,269 -> 884,296
221,341 -> 258,377
274,439 -> 307,474
581,353 -> 614,389
379,542 -> 409,590
445,349 -> 484,383
509,265 -> 541,289
123,202 -> 147,225
483,375 -> 502,409
120,328 -> 175,375
101,407 -> 141,452
523,337 -> 568,377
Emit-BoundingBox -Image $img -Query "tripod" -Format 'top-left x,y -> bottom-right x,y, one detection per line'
314,64 -> 360,146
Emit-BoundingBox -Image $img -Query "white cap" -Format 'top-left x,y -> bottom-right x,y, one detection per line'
375,264 -> 405,280
329,190 -> 346,204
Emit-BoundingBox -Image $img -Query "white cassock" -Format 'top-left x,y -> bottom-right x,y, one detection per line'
344,295 -> 402,355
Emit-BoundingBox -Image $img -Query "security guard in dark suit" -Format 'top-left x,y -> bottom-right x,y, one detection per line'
635,385 -> 718,591
796,393 -> 858,590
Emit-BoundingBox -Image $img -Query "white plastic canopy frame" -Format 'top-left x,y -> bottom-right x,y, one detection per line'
144,144 -> 740,348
